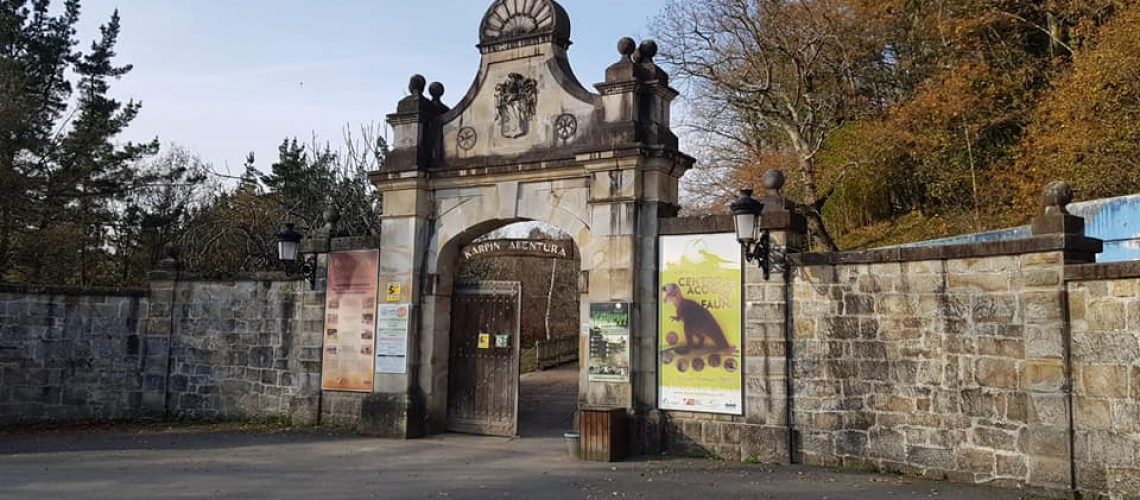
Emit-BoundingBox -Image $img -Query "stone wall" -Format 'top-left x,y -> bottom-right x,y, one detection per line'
149,278 -> 322,424
1067,263 -> 1140,499
789,249 -> 1072,493
655,224 -> 1140,498
0,286 -> 148,425
0,275 -> 329,428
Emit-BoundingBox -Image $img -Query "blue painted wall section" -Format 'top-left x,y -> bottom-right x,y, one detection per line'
893,193 -> 1140,263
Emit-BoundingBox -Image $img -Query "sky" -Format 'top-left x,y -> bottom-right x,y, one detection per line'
74,0 -> 676,175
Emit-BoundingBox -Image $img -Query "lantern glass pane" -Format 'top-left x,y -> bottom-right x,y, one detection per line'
278,240 -> 299,262
735,213 -> 757,245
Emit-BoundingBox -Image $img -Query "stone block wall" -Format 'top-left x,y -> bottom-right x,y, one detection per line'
1067,266 -> 1140,499
653,231 -> 1136,498
151,278 -> 323,424
0,286 -> 148,425
321,391 -> 367,429
789,250 -> 1072,492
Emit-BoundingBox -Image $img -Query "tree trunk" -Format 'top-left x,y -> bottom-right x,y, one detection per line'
0,154 -> 15,278
805,208 -> 840,252
792,145 -> 840,252
0,210 -> 11,279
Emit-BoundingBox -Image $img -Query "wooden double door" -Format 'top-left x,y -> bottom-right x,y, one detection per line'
446,281 -> 521,437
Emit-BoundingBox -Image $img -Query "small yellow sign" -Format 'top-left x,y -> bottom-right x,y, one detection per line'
385,283 -> 402,302
477,333 -> 491,350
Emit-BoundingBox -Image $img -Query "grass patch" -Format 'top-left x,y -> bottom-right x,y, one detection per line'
835,210 -> 1025,251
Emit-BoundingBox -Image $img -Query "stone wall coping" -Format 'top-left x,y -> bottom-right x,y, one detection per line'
163,271 -> 294,283
659,215 -> 734,236
792,234 -> 1103,266
299,235 -> 381,254
0,283 -> 149,298
1065,261 -> 1140,281
330,236 -> 382,252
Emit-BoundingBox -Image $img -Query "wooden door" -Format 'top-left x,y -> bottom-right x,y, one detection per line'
447,281 -> 521,437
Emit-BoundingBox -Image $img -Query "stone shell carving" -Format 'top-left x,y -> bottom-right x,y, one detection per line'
495,73 -> 538,139
479,0 -> 571,49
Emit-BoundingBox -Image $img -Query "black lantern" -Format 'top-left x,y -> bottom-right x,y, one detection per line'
276,223 -> 318,289
730,189 -> 773,280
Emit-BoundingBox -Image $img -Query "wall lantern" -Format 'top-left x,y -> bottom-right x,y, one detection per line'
276,223 -> 318,290
730,189 -> 773,280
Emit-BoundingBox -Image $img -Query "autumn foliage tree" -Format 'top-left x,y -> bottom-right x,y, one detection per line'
657,0 -> 1140,249
1014,2 -> 1140,206
656,0 -> 888,250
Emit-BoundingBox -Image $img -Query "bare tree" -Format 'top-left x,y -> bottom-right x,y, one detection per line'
655,0 -> 884,250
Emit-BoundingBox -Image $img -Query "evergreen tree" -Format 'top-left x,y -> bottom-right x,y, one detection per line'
0,0 -> 172,285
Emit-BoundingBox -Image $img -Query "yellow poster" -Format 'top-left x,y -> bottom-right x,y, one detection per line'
658,233 -> 743,415
322,250 -> 379,392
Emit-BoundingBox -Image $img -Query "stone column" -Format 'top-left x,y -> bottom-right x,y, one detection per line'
580,161 -> 639,411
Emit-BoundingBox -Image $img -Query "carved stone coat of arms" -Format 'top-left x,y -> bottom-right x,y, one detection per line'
495,73 -> 538,139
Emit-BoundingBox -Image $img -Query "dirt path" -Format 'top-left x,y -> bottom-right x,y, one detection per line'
519,363 -> 578,438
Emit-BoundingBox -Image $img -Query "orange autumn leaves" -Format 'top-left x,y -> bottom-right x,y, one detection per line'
706,0 -> 1140,246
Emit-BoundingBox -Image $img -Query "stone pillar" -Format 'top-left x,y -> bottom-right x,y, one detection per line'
363,177 -> 432,438
588,38 -> 690,416
140,246 -> 178,418
581,161 -> 639,411
384,75 -> 447,173
359,74 -> 451,438
743,170 -> 807,463
595,39 -> 680,149
1022,181 -> 1100,492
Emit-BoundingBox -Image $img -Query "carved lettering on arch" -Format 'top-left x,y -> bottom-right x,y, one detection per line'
495,73 -> 538,139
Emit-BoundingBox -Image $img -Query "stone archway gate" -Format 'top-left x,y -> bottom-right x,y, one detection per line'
366,0 -> 692,438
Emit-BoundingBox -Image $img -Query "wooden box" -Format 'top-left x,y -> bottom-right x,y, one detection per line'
579,407 -> 628,462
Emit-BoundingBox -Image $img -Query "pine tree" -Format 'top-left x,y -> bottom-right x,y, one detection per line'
1,0 -> 168,285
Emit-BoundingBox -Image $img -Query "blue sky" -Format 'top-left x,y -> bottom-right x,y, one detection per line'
75,0 -> 674,174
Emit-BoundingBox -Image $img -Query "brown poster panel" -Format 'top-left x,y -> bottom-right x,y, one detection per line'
322,249 -> 379,392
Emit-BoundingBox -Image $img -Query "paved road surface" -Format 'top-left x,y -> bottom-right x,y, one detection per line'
0,366 -> 1040,499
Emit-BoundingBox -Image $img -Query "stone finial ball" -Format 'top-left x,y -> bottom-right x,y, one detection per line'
638,39 -> 659,61
408,74 -> 427,96
428,82 -> 445,100
762,169 -> 787,193
1042,181 -> 1074,209
618,37 -> 637,57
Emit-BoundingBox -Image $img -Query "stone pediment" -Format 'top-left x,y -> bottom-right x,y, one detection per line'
378,0 -> 688,176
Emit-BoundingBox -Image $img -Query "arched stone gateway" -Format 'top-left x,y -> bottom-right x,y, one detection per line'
371,0 -> 691,438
